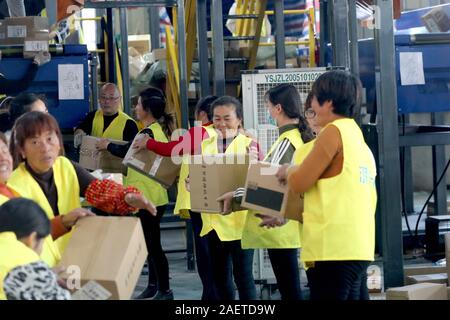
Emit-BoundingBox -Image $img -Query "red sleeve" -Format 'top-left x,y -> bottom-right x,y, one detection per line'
50,216 -> 70,240
85,179 -> 141,215
146,126 -> 209,156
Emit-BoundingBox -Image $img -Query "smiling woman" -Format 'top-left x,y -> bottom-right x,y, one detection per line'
7,112 -> 157,268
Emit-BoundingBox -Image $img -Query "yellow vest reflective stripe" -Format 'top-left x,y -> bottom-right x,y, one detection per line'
174,124 -> 216,217
0,232 -> 41,300
301,119 -> 377,262
91,110 -> 135,140
125,122 -> 169,206
200,133 -> 252,241
7,157 -> 81,267
241,128 -> 304,249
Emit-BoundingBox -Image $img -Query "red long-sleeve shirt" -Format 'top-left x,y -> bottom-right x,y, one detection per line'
146,122 -> 213,156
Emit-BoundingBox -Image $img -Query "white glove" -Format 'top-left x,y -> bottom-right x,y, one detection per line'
74,131 -> 86,148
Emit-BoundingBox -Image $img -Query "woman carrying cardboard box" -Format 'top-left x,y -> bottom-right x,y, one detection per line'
7,112 -> 156,269
97,86 -> 176,300
218,84 -> 315,300
275,70 -> 377,300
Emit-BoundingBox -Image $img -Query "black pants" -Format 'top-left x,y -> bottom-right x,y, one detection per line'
268,248 -> 302,300
137,205 -> 170,292
306,260 -> 370,300
190,211 -> 219,300
207,230 -> 257,300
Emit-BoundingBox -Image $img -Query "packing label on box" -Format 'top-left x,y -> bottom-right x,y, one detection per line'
72,280 -> 112,300
7,25 -> 26,38
127,157 -> 145,171
149,156 -> 163,176
25,40 -> 49,52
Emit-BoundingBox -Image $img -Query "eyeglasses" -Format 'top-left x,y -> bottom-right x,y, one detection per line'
304,109 -> 316,119
100,96 -> 120,101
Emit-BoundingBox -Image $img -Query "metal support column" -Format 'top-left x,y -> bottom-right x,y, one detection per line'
197,0 -> 211,96
432,112 -> 448,215
90,53 -> 99,112
331,0 -> 350,68
211,0 -> 225,96
177,0 -> 189,130
106,8 -> 117,83
149,7 -> 161,50
348,0 -> 359,75
374,0 -> 404,288
319,0 -> 330,67
274,0 -> 286,68
120,8 -> 131,115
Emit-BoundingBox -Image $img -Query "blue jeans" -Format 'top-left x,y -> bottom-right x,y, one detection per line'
207,230 -> 257,300
190,211 -> 219,300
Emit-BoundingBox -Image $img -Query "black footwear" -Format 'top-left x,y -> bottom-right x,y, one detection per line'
150,290 -> 174,300
135,285 -> 157,299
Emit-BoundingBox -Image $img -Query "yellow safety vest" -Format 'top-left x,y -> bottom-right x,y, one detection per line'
0,232 -> 41,300
7,157 -> 81,267
91,110 -> 135,141
241,128 -> 304,249
200,133 -> 253,241
174,124 -> 216,218
125,122 -> 169,207
300,119 -> 377,263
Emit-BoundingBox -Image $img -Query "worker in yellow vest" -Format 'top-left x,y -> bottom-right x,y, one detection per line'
0,198 -> 71,300
275,70 -> 377,300
74,83 -> 139,147
97,87 -> 176,300
218,84 -> 315,300
8,112 -> 156,268
197,96 -> 258,300
132,95 -> 219,300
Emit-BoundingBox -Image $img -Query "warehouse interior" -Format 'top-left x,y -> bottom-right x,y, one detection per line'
0,0 -> 449,302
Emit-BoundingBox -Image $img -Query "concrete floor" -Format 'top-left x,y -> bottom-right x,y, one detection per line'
131,190 -> 448,300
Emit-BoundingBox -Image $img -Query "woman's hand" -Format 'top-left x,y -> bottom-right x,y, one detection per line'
185,176 -> 190,192
95,138 -> 110,151
276,163 -> 292,186
132,134 -> 149,151
61,208 -> 95,229
124,193 -> 157,216
216,191 -> 235,215
255,213 -> 287,228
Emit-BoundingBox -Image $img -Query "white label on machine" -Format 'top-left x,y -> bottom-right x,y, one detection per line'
58,64 -> 84,100
71,281 -> 112,300
399,52 -> 425,86
7,25 -> 26,38
24,40 -> 49,52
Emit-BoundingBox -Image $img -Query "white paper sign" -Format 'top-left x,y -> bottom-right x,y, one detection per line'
58,64 -> 84,100
24,40 -> 49,52
71,280 -> 112,300
399,52 -> 425,86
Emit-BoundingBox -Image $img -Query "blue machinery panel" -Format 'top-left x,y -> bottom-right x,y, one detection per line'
359,33 -> 450,114
0,44 -> 90,130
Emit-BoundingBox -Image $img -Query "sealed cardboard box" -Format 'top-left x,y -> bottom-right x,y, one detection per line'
128,34 -> 151,55
79,135 -> 127,173
59,216 -> 148,300
123,142 -> 181,188
0,16 -> 49,45
406,273 -> 448,285
422,6 -> 450,32
241,162 -> 303,222
189,154 -> 249,213
386,283 -> 447,300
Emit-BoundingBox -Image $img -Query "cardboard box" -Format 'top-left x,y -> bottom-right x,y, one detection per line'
59,216 -> 148,300
149,48 -> 166,64
122,139 -> 181,188
189,154 -> 249,213
0,16 -> 49,45
241,162 -> 303,222
406,273 -> 448,285
79,135 -> 128,173
447,286 -> 450,300
422,6 -> 450,33
386,283 -> 447,300
128,34 -> 151,56
404,264 -> 447,277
